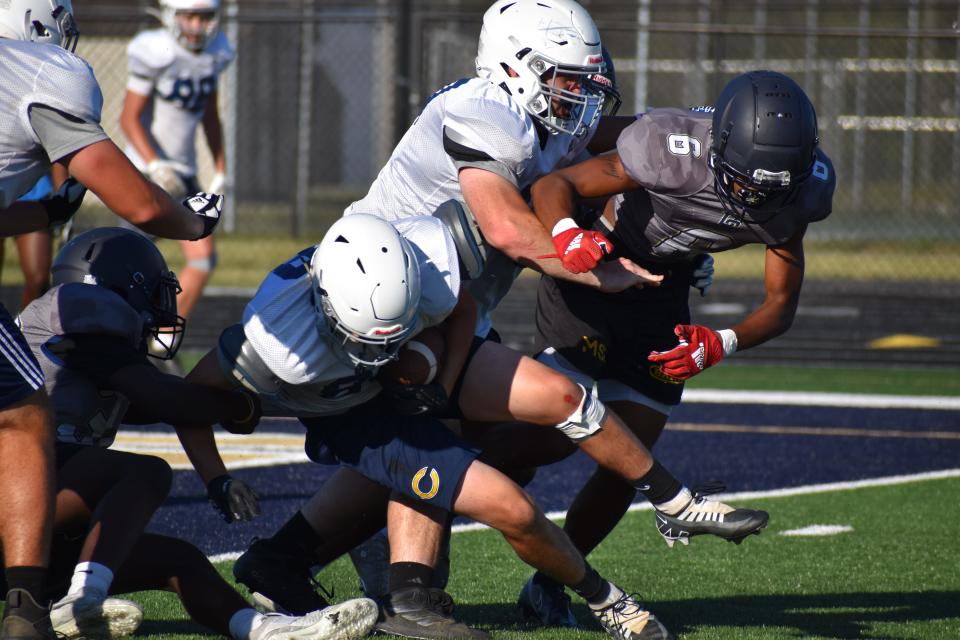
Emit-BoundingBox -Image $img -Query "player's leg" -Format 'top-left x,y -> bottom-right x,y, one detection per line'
14,231 -> 53,309
0,299 -> 56,640
109,533 -> 378,640
175,235 -> 215,320
49,447 -> 172,639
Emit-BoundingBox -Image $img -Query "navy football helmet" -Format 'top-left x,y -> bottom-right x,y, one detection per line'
709,71 -> 818,212
52,227 -> 185,359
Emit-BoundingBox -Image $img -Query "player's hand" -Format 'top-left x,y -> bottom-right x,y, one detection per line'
183,192 -> 223,239
594,257 -> 664,293
147,159 -> 188,199
382,382 -> 449,416
207,475 -> 261,523
220,389 -> 261,435
648,324 -> 724,381
42,178 -> 86,227
550,218 -> 614,274
208,171 -> 225,195
691,254 -> 714,297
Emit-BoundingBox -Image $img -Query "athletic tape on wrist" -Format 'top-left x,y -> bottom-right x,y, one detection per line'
717,328 -> 738,357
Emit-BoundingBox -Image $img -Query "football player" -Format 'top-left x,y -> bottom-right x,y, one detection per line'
14,227 -> 377,640
174,214 -> 674,640
331,0 -> 766,613
0,2 -> 221,637
120,0 -> 233,333
510,70 -> 836,625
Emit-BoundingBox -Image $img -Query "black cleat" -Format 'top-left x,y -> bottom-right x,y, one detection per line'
655,482 -> 768,547
376,586 -> 487,639
2,589 -> 56,640
517,574 -> 578,628
234,539 -> 330,616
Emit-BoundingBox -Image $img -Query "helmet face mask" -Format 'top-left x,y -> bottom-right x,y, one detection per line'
476,0 -> 606,138
51,228 -> 186,361
309,214 -> 421,372
585,45 -> 620,117
710,70 -> 819,214
159,0 -> 220,52
0,0 -> 80,51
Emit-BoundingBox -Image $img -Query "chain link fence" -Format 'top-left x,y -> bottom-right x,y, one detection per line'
68,0 -> 960,285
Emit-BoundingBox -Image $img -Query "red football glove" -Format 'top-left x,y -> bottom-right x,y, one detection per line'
550,219 -> 614,274
648,324 -> 724,381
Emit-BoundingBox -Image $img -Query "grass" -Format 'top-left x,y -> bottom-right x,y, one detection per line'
118,476 -> 960,639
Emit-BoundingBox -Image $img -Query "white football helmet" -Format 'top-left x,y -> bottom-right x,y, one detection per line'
475,0 -> 605,138
311,214 -> 422,369
159,0 -> 220,52
0,0 -> 80,51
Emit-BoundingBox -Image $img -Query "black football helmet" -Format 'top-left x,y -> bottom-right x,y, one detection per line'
709,70 -> 818,211
51,227 -> 185,360
585,45 -> 621,116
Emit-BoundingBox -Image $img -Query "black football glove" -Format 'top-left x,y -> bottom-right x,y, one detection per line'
382,382 -> 449,416
183,191 -> 223,239
207,475 -> 260,523
42,178 -> 86,227
220,389 -> 262,435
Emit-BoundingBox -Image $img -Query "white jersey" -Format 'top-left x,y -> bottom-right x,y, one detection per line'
0,40 -> 105,209
242,216 -> 460,416
125,29 -> 234,175
345,77 -> 592,334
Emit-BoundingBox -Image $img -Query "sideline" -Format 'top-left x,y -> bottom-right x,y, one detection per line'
208,467 -> 960,562
683,389 -> 960,410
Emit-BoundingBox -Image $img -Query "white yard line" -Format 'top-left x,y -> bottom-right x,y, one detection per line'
682,389 -> 960,410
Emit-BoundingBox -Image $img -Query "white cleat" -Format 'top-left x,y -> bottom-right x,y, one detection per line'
249,598 -> 378,640
50,590 -> 143,640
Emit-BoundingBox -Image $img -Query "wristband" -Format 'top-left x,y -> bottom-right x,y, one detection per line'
551,217 -> 579,235
717,328 -> 738,357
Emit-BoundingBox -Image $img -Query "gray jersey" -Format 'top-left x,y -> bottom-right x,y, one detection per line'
345,77 -> 593,335
608,108 -> 835,263
0,40 -> 107,209
19,284 -> 147,447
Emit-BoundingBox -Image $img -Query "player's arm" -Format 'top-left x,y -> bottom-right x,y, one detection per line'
119,89 -> 159,165
530,151 -> 640,233
459,167 -> 660,292
434,285 -> 477,397
58,140 -> 216,240
201,89 -> 226,176
648,229 -> 806,380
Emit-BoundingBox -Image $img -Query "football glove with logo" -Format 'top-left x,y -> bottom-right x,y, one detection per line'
42,178 -> 86,227
183,192 -> 223,239
382,382 -> 449,416
691,253 -> 714,297
548,218 -> 613,274
648,324 -> 725,381
207,475 -> 261,523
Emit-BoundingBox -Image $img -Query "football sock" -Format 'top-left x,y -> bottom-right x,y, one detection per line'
631,460 -> 688,513
587,581 -> 625,610
5,566 -> 47,606
67,561 -> 113,596
388,562 -> 434,592
569,565 -> 609,604
270,511 -> 324,559
228,607 -> 259,640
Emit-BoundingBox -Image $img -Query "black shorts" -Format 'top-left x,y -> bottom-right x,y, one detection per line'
0,303 -> 44,410
534,262 -> 694,407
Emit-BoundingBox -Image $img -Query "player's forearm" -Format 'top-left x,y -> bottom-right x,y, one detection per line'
119,111 -> 157,164
0,201 -> 52,237
530,173 -> 578,232
127,183 -> 206,239
731,297 -> 798,351
435,289 -> 477,396
175,423 -> 229,485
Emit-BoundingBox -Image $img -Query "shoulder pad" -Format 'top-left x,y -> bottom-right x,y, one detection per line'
443,91 -> 535,171
617,108 -> 712,196
52,284 -> 144,345
31,48 -> 103,124
127,30 -> 175,76
796,150 -> 836,223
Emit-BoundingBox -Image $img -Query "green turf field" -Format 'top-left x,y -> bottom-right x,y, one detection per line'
121,476 -> 960,640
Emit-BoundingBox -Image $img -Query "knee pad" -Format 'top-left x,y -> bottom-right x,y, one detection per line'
186,251 -> 218,273
554,383 -> 607,442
